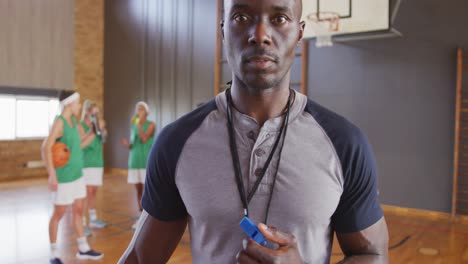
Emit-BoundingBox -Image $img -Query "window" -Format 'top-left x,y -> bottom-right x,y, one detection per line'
0,95 -> 60,140
0,97 -> 16,140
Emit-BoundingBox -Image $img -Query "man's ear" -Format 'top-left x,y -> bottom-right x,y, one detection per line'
221,20 -> 225,41
298,21 -> 306,44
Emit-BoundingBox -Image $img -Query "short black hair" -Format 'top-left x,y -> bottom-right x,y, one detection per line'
58,90 -> 75,102
223,0 -> 303,21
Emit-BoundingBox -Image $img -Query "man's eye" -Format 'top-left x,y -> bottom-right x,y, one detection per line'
234,14 -> 249,22
273,15 -> 288,24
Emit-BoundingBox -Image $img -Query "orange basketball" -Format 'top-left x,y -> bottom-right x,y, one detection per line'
52,142 -> 70,168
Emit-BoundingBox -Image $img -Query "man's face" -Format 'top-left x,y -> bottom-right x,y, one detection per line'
222,0 -> 304,91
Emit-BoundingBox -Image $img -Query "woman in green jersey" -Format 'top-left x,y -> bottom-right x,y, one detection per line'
80,100 -> 108,231
121,101 -> 155,229
42,91 -> 103,263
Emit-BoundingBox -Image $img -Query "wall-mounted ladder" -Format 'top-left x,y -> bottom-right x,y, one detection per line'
452,48 -> 468,221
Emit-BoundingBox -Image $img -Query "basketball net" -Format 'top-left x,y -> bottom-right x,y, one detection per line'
307,12 -> 340,48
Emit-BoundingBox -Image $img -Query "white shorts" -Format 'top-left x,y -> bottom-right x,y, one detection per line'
128,169 -> 146,184
83,168 -> 104,186
52,177 -> 87,206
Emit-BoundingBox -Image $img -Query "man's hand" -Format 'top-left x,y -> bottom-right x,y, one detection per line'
236,223 -> 304,264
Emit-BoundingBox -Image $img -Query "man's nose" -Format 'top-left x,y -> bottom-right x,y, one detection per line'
248,20 -> 272,46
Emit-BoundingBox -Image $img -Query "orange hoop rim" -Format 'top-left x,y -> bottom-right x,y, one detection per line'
306,11 -> 340,22
306,11 -> 341,32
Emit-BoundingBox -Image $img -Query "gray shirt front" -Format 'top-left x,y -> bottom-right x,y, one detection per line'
142,91 -> 383,264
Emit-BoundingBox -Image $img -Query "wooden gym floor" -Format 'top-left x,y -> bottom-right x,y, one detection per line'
1,173 -> 467,264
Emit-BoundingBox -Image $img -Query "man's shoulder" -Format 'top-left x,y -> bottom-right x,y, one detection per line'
155,99 -> 218,147
142,99 -> 219,222
303,99 -> 370,161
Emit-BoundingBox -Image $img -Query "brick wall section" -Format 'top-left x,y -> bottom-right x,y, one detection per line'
0,140 -> 45,181
0,0 -> 104,182
74,0 -> 105,111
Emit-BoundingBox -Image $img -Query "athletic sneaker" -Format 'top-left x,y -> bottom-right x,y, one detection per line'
84,227 -> 92,237
49,258 -> 63,264
89,219 -> 108,229
76,249 -> 104,260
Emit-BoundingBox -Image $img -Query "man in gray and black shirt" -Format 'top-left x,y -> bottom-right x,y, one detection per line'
120,0 -> 389,263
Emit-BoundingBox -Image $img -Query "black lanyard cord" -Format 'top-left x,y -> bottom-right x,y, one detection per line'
226,88 -> 293,223
245,93 -> 291,204
226,92 -> 249,215
263,100 -> 291,224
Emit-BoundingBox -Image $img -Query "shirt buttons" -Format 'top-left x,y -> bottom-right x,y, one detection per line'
254,168 -> 263,177
247,131 -> 256,140
255,148 -> 266,157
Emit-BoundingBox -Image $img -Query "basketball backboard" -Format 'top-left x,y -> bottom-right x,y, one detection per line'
302,0 -> 394,40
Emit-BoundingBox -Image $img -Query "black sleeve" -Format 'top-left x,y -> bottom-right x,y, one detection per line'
305,100 -> 383,233
142,124 -> 187,221
330,127 -> 383,233
141,99 -> 218,221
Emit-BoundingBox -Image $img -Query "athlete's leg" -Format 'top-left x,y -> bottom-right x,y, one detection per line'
87,185 -> 107,228
73,197 -> 104,260
49,205 -> 67,243
87,185 -> 98,211
135,183 -> 143,211
72,197 -> 86,238
49,204 -> 67,261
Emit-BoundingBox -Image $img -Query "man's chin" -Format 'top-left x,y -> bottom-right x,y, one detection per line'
246,81 -> 277,92
241,74 -> 280,91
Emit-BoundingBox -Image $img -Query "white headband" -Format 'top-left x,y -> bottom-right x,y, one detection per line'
136,101 -> 149,113
61,92 -> 80,106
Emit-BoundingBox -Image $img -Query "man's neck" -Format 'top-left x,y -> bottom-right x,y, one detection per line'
230,80 -> 291,127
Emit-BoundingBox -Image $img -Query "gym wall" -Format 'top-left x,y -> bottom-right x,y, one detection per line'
104,0 -> 467,213
104,0 -> 216,169
75,0 -> 105,112
0,0 -> 74,90
308,0 -> 468,213
0,0 -> 104,181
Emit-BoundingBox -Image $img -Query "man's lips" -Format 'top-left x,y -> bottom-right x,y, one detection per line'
244,55 -> 277,70
245,55 -> 276,63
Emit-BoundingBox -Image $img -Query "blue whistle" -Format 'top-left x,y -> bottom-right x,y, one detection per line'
239,216 -> 267,246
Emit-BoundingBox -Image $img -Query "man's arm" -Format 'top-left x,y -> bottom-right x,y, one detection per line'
119,211 -> 187,264
336,217 -> 389,264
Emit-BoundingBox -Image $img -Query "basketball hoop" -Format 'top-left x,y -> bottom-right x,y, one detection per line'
307,12 -> 340,48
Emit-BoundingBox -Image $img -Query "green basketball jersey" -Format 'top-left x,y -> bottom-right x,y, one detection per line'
128,120 -> 154,169
80,121 -> 104,168
55,116 -> 83,183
